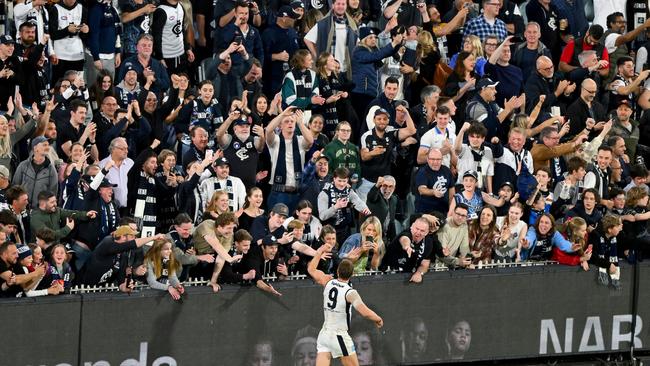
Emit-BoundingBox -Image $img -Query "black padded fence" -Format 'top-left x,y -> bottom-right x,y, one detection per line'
4,263 -> 650,366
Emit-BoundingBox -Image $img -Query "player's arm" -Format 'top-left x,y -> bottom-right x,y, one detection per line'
308,245 -> 333,286
346,289 -> 383,328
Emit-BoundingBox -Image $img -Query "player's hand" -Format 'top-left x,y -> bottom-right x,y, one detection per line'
375,317 -> 384,328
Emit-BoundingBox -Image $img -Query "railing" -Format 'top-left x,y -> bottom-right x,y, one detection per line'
68,260 -> 560,294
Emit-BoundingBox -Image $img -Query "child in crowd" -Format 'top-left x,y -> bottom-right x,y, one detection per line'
589,215 -> 623,290
144,239 -> 184,300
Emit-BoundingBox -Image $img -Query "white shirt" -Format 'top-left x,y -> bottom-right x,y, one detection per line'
99,157 -> 135,208
304,22 -> 349,72
267,133 -> 309,188
456,145 -> 494,186
419,125 -> 456,168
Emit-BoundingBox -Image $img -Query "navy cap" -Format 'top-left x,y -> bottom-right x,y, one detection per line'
214,157 -> 230,167
261,235 -> 279,246
476,78 -> 499,89
277,5 -> 299,18
0,34 -> 14,45
373,108 -> 389,118
463,170 -> 479,181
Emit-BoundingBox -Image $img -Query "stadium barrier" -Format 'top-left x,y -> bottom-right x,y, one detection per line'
3,262 -> 649,366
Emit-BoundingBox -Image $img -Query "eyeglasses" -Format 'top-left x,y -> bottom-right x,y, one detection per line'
582,87 -> 597,94
538,66 -> 553,72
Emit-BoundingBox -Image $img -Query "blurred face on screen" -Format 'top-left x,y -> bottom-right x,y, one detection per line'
353,332 -> 374,366
249,342 -> 273,366
292,338 -> 317,366
405,320 -> 428,359
448,321 -> 471,357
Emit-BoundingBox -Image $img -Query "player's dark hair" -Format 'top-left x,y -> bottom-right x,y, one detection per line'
337,259 -> 354,280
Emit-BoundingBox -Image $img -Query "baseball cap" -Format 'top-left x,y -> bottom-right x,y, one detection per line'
98,178 -> 117,188
233,118 -> 251,126
463,170 -> 479,181
315,154 -> 330,162
0,35 -> 14,45
17,245 -> 32,260
476,78 -> 499,90
500,181 -> 514,191
271,203 -> 289,217
290,0 -> 305,9
374,108 -> 389,118
0,165 -> 9,179
214,157 -> 231,167
31,136 -> 48,149
617,99 -> 632,109
114,225 -> 138,237
277,5 -> 299,18
261,235 -> 279,246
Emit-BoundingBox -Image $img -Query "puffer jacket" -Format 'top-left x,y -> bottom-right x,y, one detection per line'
351,43 -> 398,97
12,156 -> 58,206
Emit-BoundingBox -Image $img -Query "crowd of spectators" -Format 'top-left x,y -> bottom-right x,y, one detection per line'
0,0 -> 649,301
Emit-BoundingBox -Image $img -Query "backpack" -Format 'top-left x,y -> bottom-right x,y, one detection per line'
517,162 -> 538,202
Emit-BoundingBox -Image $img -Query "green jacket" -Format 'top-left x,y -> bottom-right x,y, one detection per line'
323,139 -> 361,178
30,207 -> 90,241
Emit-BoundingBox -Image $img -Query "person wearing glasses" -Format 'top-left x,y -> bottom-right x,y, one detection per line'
565,78 -> 608,139
558,24 -> 610,79
462,0 -> 507,44
523,55 -> 575,119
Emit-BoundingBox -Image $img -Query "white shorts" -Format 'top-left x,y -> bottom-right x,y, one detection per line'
317,329 -> 356,358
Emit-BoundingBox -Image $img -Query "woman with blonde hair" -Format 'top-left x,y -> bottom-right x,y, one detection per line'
144,238 -> 184,300
338,216 -> 385,272
410,30 -> 441,106
203,190 -> 231,220
448,35 -> 487,76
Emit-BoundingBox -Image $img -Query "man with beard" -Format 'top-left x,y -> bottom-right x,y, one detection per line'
304,0 -> 358,79
610,101 -> 639,160
6,186 -> 31,244
466,77 -> 523,141
15,22 -> 49,108
565,78 -> 608,139
217,112 -> 265,190
30,190 -> 96,241
115,65 -> 144,108
13,137 -> 59,206
199,157 -> 247,213
127,141 -> 159,235
14,0 -> 50,45
602,13 -> 650,84
358,107 -> 416,202
218,2 -> 264,73
583,144 -> 614,207
0,241 -> 46,297
607,56 -> 650,113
